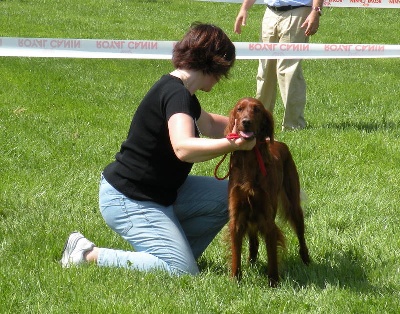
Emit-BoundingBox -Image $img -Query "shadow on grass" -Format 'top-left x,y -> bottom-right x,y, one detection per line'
199,248 -> 377,292
198,257 -> 229,276
282,249 -> 374,292
318,120 -> 399,133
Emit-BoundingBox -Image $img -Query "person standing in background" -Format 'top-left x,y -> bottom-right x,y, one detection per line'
234,0 -> 323,131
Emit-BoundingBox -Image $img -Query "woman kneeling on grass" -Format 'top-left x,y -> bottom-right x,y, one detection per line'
61,22 -> 256,276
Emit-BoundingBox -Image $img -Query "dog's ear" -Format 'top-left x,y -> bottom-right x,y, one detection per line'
260,108 -> 274,143
225,105 -> 237,136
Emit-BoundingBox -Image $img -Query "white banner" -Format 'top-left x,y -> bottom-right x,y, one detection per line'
1,37 -> 399,59
0,38 -> 175,59
197,0 -> 400,8
235,42 -> 400,59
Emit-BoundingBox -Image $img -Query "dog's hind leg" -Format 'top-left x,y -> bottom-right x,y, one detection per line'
248,230 -> 259,265
291,207 -> 310,265
281,157 -> 310,265
296,207 -> 310,265
291,202 -> 310,265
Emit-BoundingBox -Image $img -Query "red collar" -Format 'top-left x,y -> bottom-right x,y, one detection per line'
214,134 -> 267,180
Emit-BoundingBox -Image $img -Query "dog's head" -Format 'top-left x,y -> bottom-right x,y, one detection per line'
226,97 -> 274,143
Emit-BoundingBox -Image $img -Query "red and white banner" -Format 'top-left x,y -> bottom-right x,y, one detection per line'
323,0 -> 400,7
235,42 -> 400,59
0,37 -> 175,59
198,0 -> 400,8
1,37 -> 399,59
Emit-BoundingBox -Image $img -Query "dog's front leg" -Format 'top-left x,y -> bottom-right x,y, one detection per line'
264,224 -> 280,288
229,217 -> 244,280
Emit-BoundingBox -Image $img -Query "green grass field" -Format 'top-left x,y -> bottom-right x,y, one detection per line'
1,0 -> 399,313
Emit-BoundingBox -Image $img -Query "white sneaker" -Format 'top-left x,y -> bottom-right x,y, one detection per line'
61,231 -> 95,268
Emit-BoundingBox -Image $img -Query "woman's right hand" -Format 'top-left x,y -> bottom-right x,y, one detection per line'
235,137 -> 256,151
227,119 -> 256,151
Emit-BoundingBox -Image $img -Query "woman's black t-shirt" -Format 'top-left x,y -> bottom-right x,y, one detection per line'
103,75 -> 201,206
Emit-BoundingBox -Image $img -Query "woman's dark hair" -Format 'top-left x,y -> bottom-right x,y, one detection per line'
172,22 -> 236,79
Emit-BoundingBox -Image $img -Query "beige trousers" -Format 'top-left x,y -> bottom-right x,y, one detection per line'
257,7 -> 310,130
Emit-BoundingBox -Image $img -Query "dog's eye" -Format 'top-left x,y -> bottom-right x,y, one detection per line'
237,107 -> 243,112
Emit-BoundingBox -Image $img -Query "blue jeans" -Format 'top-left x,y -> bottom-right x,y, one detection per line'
97,174 -> 228,275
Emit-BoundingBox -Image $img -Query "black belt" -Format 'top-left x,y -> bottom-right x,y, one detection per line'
267,5 -> 307,12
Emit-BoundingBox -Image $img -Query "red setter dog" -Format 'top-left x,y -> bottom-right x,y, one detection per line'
225,97 -> 310,287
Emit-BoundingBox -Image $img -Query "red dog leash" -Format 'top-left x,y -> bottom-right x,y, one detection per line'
214,133 -> 239,180
254,144 -> 267,176
214,134 -> 267,180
